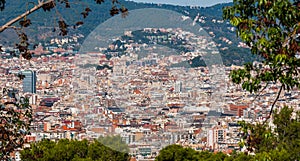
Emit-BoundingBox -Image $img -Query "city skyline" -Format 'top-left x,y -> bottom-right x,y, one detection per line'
1,0 -> 299,160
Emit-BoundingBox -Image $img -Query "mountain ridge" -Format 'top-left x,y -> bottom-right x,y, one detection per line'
0,1 -> 258,66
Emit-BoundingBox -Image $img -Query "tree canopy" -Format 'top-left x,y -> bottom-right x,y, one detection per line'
221,0 -> 300,160
98,135 -> 129,153
237,106 -> 300,160
20,138 -> 130,161
155,144 -> 227,161
223,0 -> 300,116
0,91 -> 32,160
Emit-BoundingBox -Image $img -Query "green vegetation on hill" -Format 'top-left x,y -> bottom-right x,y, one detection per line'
0,1 -> 257,66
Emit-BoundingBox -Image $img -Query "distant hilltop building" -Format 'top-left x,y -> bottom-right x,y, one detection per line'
21,70 -> 37,94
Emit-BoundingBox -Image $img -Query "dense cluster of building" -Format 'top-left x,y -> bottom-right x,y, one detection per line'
1,28 -> 299,161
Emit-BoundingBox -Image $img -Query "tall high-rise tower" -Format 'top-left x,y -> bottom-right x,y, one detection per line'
174,81 -> 182,93
22,70 -> 37,94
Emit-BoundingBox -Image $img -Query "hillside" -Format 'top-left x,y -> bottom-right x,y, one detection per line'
0,1 -> 258,66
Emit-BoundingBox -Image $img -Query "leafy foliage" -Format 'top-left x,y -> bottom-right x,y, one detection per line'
238,106 -> 300,160
0,92 -> 32,160
223,0 -> 300,93
223,0 -> 300,120
20,138 -> 130,161
98,135 -> 129,153
156,144 -> 238,161
15,32 -> 33,60
41,1 -> 56,11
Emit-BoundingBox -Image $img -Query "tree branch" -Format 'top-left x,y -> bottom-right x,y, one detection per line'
251,82 -> 269,104
0,0 -> 54,33
263,84 -> 283,124
269,85 -> 283,115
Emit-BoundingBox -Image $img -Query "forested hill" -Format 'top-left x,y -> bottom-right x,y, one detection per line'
0,1 -> 258,66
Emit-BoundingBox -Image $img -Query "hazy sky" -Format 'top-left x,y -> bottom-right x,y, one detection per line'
127,0 -> 232,7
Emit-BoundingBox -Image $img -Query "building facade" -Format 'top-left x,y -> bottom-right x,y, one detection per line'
22,70 -> 37,93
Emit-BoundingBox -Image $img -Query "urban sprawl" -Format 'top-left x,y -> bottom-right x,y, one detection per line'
1,28 -> 298,161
